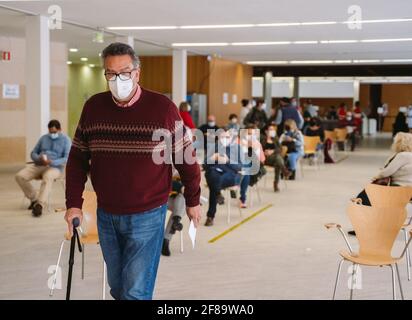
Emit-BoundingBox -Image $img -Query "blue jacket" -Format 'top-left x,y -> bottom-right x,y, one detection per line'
31,133 -> 72,170
281,105 -> 304,129
204,143 -> 245,180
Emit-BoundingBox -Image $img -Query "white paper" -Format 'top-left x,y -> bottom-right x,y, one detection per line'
188,220 -> 197,249
2,84 -> 19,99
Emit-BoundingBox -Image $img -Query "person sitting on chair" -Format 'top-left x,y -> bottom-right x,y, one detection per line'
204,129 -> 243,226
261,124 -> 290,192
348,132 -> 412,236
162,172 -> 186,256
15,120 -> 71,217
279,119 -> 304,180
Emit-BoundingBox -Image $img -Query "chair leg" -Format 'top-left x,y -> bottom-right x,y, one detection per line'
102,260 -> 107,300
180,231 -> 184,253
395,263 -> 405,300
403,228 -> 411,281
49,240 -> 66,296
81,244 -> 85,280
332,259 -> 344,300
226,189 -> 231,224
349,263 -> 357,300
390,264 -> 397,300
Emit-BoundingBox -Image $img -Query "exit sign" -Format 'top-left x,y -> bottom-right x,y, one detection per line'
0,51 -> 11,61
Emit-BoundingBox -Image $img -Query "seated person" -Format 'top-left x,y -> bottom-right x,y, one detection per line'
162,173 -> 185,257
15,120 -> 71,217
349,132 -> 412,236
343,111 -> 358,152
239,125 -> 265,207
326,105 -> 338,120
279,119 -> 304,180
261,124 -> 290,192
303,117 -> 326,164
204,130 -> 243,226
197,115 -> 220,150
227,114 -> 240,132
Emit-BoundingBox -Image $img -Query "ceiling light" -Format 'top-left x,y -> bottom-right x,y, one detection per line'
290,60 -> 334,64
320,40 -> 359,44
353,59 -> 381,63
342,18 -> 412,24
382,59 -> 412,63
67,61 -> 72,65
256,22 -> 301,27
300,21 -> 337,26
69,48 -> 78,52
172,42 -> 229,47
293,41 -> 319,44
180,24 -> 254,29
246,61 -> 288,65
334,60 -> 353,63
232,41 -> 291,46
80,57 -> 88,62
361,38 -> 412,43
107,26 -> 178,30
89,64 -> 95,68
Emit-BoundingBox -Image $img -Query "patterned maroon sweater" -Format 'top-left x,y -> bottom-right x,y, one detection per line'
65,88 -> 201,214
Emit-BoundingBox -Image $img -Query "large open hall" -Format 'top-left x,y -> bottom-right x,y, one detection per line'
1,0 -> 412,310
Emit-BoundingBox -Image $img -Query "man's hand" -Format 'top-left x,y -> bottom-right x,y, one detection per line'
64,207 -> 83,237
186,205 -> 201,228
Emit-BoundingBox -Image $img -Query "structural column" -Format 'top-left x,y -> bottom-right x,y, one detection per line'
263,71 -> 273,116
25,15 -> 50,161
172,49 -> 187,106
115,36 -> 134,49
353,79 -> 360,104
293,76 -> 300,103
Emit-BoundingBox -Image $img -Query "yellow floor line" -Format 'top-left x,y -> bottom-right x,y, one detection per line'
208,204 -> 273,243
335,155 -> 349,164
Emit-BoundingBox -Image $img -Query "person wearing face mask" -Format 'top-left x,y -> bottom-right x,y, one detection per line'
15,120 -> 71,217
227,114 -> 240,132
262,124 -> 290,192
199,115 -> 220,150
64,43 -> 201,300
178,101 -> 196,129
279,119 -> 304,180
204,130 -> 243,226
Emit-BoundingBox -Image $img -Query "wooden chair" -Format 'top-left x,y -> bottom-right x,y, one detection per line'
325,200 -> 412,300
303,136 -> 322,169
324,130 -> 336,142
365,184 -> 412,280
49,191 -> 107,299
334,128 -> 348,152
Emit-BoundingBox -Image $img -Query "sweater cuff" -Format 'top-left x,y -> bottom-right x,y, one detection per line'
184,187 -> 201,207
66,198 -> 84,210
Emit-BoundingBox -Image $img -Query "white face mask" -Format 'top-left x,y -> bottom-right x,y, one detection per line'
108,77 -> 135,101
269,131 -> 276,138
231,118 -> 238,124
208,121 -> 216,127
49,133 -> 59,140
261,103 -> 267,110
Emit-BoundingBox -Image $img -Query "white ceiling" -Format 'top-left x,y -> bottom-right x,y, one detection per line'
1,0 -> 412,65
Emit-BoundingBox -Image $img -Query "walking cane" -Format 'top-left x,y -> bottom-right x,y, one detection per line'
66,217 -> 82,300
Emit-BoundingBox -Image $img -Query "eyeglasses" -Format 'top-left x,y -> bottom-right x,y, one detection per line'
104,69 -> 137,81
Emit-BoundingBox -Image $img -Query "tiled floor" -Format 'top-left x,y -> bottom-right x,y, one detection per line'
1,133 -> 410,300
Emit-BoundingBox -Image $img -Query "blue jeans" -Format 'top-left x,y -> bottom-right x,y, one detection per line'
205,169 -> 240,218
240,175 -> 250,203
287,152 -> 303,171
97,204 -> 167,300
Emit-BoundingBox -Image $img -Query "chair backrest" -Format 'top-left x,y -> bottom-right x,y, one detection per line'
347,201 -> 406,258
324,130 -> 336,142
304,136 -> 321,153
82,190 -> 98,237
365,184 -> 412,208
334,128 -> 347,142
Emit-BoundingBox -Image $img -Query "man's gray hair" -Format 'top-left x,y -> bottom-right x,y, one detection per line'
101,42 -> 140,68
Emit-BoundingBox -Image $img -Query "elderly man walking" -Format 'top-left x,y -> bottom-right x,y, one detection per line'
64,43 -> 201,300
